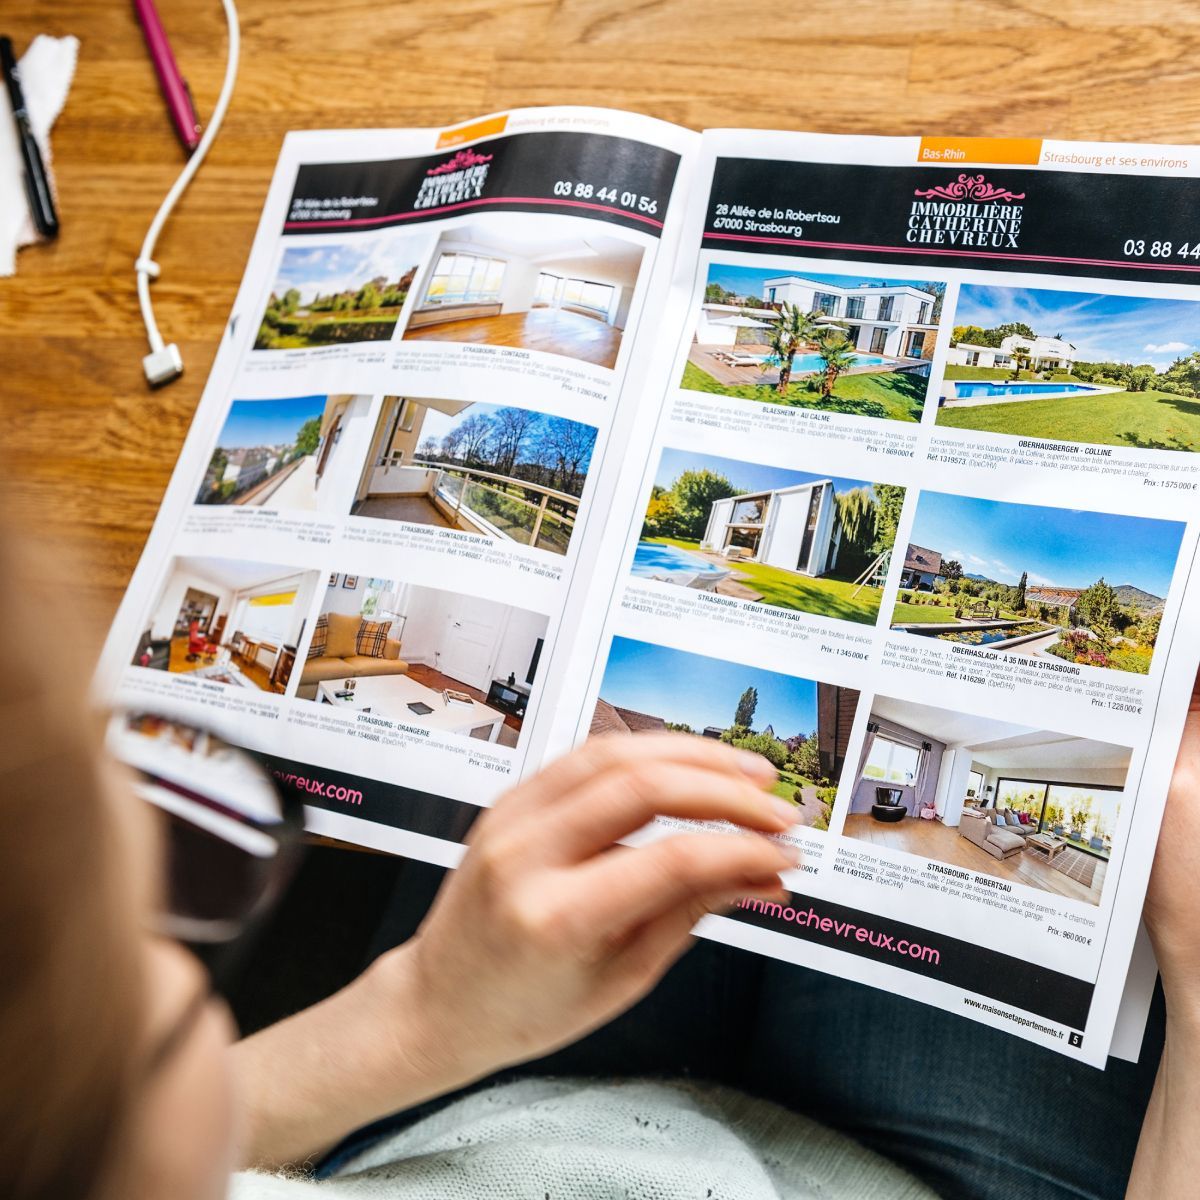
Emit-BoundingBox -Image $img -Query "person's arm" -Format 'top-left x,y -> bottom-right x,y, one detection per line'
1128,686 -> 1200,1197
232,733 -> 798,1169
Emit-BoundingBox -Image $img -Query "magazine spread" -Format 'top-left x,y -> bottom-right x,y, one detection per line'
98,108 -> 1200,1067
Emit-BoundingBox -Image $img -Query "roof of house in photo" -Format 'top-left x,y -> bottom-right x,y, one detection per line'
590,699 -> 666,736
903,543 -> 943,575
1025,586 -> 1084,607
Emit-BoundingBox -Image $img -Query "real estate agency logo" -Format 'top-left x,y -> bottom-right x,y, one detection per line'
414,147 -> 495,210
906,173 -> 1026,249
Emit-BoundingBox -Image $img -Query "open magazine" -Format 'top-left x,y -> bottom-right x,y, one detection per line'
99,108 -> 1200,1069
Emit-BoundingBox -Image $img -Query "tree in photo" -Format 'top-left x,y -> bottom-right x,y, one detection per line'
833,487 -> 879,576
1014,570 -> 1028,611
455,413 -> 495,464
536,416 -> 596,494
764,304 -> 821,395
489,407 -> 540,477
814,333 -> 857,398
294,416 -> 322,457
669,469 -> 738,540
734,686 -> 758,730
870,483 -> 906,557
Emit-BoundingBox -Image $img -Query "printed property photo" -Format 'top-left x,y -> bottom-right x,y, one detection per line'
196,394 -> 373,512
843,696 -> 1131,907
253,234 -> 424,350
680,260 -> 943,422
130,557 -> 321,695
297,574 -> 549,748
350,395 -> 598,557
636,447 -> 903,626
890,491 -> 1185,675
400,213 -> 646,369
935,283 -> 1200,452
590,636 -> 860,831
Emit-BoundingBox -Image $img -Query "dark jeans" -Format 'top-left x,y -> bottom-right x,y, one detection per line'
321,861 -> 1165,1199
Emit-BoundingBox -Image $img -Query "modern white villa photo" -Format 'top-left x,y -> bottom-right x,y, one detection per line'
400,214 -> 646,369
297,574 -> 549,748
843,696 -> 1131,906
636,447 -> 903,626
681,262 -> 944,422
936,283 -> 1200,451
350,396 -> 598,556
890,491 -> 1184,675
131,557 -> 321,695
197,394 -> 373,512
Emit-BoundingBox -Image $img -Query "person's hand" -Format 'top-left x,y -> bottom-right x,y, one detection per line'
234,733 -> 796,1169
1143,674 -> 1200,1025
381,732 -> 796,1084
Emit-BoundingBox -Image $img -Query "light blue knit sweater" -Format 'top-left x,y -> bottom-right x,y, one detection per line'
232,1077 -> 938,1199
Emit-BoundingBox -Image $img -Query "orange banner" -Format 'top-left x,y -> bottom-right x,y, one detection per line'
917,137 -> 1043,166
437,114 -> 508,149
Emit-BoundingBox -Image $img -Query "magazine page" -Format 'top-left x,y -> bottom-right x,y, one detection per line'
543,131 -> 1200,1066
97,107 -> 699,867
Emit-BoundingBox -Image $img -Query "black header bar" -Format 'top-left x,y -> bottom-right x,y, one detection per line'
283,131 -> 680,239
703,158 -> 1200,286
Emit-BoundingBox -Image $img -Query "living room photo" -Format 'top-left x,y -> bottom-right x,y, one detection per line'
253,235 -> 424,350
636,447 -> 903,626
890,490 -> 1185,675
842,696 -> 1131,907
131,557 -> 321,695
400,214 -> 646,369
197,393 -> 374,512
590,636 -> 861,832
297,573 -> 550,747
681,261 -> 944,422
350,395 -> 598,557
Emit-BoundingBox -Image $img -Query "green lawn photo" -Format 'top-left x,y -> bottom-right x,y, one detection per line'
892,492 -> 1184,676
633,448 -> 904,627
936,285 -> 1200,451
254,238 -> 420,351
590,636 -> 860,832
680,263 -> 942,423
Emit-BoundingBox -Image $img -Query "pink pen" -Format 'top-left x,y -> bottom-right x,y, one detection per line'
133,0 -> 202,153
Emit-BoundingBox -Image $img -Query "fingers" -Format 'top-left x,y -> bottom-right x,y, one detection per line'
566,831 -> 797,944
494,732 -> 777,818
538,759 -> 795,863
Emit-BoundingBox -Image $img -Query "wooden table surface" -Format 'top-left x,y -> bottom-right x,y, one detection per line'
3,0 -> 1200,648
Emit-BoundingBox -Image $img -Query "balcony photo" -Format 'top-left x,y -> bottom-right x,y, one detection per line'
196,394 -> 373,512
889,492 -> 1185,675
843,696 -> 1131,906
635,447 -> 904,626
253,236 -> 422,350
936,284 -> 1200,452
682,262 -> 945,422
590,636 -> 861,832
296,574 -> 550,748
350,396 -> 598,557
130,557 -> 321,695
400,214 -> 646,369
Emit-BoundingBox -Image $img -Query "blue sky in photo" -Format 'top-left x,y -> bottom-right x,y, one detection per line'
652,447 -> 875,500
909,492 -> 1184,594
270,237 -> 422,304
599,637 -> 820,735
417,402 -> 597,469
954,284 -> 1200,370
216,396 -> 326,448
705,262 -> 938,301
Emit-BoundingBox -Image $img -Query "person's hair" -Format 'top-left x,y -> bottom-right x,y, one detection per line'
0,523 -> 148,1199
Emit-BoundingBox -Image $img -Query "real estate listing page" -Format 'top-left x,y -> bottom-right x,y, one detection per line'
99,107 -> 705,868
540,128 -> 1200,1067
97,109 -> 1200,1068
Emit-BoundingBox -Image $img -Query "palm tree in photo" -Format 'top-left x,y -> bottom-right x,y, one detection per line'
764,304 -> 822,395
814,333 -> 857,398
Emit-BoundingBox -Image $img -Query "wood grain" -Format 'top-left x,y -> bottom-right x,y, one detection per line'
2,0 -> 1198,646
